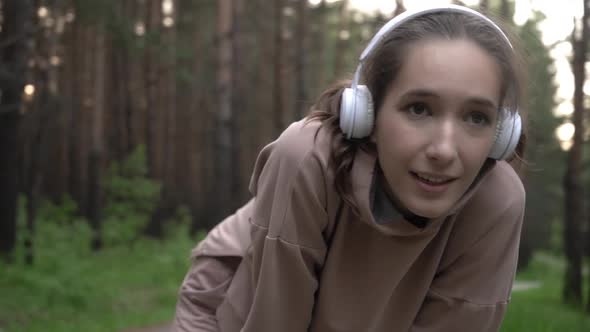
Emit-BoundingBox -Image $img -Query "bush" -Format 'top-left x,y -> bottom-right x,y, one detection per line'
102,145 -> 161,246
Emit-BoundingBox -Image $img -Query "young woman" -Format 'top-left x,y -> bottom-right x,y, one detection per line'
174,4 -> 526,332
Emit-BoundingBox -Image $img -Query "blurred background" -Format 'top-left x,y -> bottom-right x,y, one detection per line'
0,0 -> 589,331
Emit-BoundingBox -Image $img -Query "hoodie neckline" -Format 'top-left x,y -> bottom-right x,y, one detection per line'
350,147 -> 497,237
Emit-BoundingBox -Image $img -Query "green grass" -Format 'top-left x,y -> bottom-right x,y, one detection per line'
0,231 -> 201,332
501,253 -> 590,332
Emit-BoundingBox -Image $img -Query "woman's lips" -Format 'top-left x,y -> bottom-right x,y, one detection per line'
410,171 -> 456,193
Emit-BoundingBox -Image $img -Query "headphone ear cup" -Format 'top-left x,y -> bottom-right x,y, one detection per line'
488,109 -> 522,160
340,88 -> 356,138
339,85 -> 375,139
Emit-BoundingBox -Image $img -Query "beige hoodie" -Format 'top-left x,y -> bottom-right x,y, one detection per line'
174,118 -> 525,332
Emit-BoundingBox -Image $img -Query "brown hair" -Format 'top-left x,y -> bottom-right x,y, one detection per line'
307,11 -> 528,213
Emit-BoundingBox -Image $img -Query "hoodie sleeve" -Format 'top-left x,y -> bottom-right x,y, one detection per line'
174,201 -> 253,332
240,128 -> 330,332
410,164 -> 525,332
174,256 -> 239,332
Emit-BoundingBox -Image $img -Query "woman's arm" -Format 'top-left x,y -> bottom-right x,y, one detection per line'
174,200 -> 253,332
174,256 -> 240,332
237,124 -> 331,331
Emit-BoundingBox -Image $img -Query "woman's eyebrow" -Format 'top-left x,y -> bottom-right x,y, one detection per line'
401,89 -> 498,109
465,97 -> 498,110
400,89 -> 440,99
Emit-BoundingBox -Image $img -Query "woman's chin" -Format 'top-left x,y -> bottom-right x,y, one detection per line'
404,202 -> 450,220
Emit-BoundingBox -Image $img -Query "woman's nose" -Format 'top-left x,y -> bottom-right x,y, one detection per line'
424,120 -> 458,165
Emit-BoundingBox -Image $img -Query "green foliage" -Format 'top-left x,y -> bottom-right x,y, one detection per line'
13,194 -> 93,266
103,145 -> 161,246
501,253 -> 590,331
548,218 -> 564,256
4,194 -> 96,328
0,145 -> 201,331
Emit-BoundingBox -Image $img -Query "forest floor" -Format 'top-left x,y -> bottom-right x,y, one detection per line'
123,280 -> 544,332
121,322 -> 173,332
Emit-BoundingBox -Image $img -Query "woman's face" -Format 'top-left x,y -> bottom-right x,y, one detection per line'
373,38 -> 501,219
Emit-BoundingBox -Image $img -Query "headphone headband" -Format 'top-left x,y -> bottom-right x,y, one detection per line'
352,4 -> 513,87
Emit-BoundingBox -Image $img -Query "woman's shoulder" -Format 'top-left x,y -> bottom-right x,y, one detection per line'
453,161 -> 525,235
441,162 -> 526,265
471,161 -> 526,212
262,118 -> 333,170
248,118 -> 334,195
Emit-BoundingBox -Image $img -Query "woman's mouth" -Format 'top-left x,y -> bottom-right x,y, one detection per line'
410,171 -> 456,193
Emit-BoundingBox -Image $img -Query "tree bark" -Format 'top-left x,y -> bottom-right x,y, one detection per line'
87,22 -> 106,251
499,0 -> 510,20
273,0 -> 284,136
394,0 -> 406,16
145,0 -> 163,180
563,0 -> 588,308
576,0 -> 590,313
146,0 -> 179,238
128,0 -> 145,152
111,0 -> 133,160
232,0 -> 243,202
0,0 -> 34,262
22,96 -> 53,265
479,0 -> 489,11
294,0 -> 307,120
214,0 -> 238,227
333,0 -> 349,78
315,0 -> 327,91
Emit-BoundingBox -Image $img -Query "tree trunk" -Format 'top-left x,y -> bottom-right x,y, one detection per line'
499,0 -> 510,21
21,0 -> 55,264
294,0 -> 307,120
315,0 -> 327,91
127,0 -> 144,152
333,0 -> 349,78
146,0 -> 179,238
67,11 -> 84,213
479,0 -> 489,11
0,0 -> 34,262
23,96 -> 52,265
273,0 -> 284,136
145,0 -> 163,180
186,0 -> 209,232
576,0 -> 590,313
394,0 -> 406,16
232,0 -> 244,202
51,0 -> 72,198
74,23 -> 93,217
111,0 -> 133,160
87,22 -> 106,251
214,0 -> 238,227
563,0 -> 588,308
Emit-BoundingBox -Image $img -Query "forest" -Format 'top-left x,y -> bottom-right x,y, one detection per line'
0,0 -> 589,331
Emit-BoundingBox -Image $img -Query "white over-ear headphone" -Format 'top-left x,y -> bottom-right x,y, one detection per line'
339,4 -> 522,160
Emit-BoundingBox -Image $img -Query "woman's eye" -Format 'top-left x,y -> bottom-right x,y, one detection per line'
405,103 -> 431,118
465,111 -> 491,126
